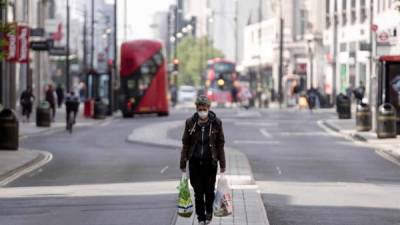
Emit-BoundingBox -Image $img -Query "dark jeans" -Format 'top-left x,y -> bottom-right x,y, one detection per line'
66,109 -> 77,124
189,159 -> 217,222
22,103 -> 32,119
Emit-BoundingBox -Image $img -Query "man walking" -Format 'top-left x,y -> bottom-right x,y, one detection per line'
20,87 -> 35,122
56,84 -> 65,108
180,95 -> 226,225
45,84 -> 57,121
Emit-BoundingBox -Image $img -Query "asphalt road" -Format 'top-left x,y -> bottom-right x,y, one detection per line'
2,107 -> 400,225
169,108 -> 400,225
1,113 -> 187,225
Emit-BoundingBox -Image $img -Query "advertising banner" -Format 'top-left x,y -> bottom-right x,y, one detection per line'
5,22 -> 19,62
18,25 -> 30,63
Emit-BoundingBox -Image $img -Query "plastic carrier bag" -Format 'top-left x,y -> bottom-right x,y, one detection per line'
177,174 -> 193,218
213,175 -> 233,217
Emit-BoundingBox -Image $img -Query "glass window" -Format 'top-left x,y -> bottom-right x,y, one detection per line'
326,0 -> 330,13
351,0 -> 356,8
342,0 -> 347,10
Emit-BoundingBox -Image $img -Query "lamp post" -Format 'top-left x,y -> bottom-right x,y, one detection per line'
307,39 -> 314,89
66,0 -> 70,92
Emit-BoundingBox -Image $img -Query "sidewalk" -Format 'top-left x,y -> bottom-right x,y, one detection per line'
18,104 -> 110,138
321,117 -> 400,161
127,121 -> 270,225
0,149 -> 52,187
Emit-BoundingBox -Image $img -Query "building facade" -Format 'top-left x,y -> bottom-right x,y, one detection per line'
323,0 -> 372,102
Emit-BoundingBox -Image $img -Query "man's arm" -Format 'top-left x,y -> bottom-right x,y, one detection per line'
216,120 -> 226,172
180,120 -> 191,171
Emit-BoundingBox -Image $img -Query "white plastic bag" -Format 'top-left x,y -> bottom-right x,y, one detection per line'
177,174 -> 194,217
213,175 -> 233,217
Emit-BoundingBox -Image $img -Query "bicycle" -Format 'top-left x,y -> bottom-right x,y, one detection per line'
66,111 -> 74,134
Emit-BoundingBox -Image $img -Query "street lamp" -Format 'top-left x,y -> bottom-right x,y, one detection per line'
307,38 -> 314,89
176,32 -> 183,39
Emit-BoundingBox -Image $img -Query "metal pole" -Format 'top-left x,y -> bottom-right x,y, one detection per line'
112,0 -> 117,111
234,0 -> 239,63
124,0 -> 127,41
83,7 -> 87,73
332,6 -> 338,104
66,0 -> 70,92
91,0 -> 95,70
369,0 -> 374,106
278,17 -> 284,108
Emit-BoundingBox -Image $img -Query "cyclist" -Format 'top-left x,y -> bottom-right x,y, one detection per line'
65,92 -> 80,129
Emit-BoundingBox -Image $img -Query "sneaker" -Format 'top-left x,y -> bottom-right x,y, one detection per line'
205,213 -> 212,224
198,221 -> 205,225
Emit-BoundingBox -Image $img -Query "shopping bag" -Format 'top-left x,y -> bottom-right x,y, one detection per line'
213,175 -> 233,217
177,174 -> 193,218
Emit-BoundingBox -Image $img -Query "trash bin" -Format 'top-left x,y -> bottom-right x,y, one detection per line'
36,101 -> 51,127
93,98 -> 107,119
0,109 -> 19,150
336,94 -> 351,119
356,103 -> 372,131
376,103 -> 397,139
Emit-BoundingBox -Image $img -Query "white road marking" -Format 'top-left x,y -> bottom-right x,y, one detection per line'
276,166 -> 282,175
375,150 -> 400,167
160,166 -> 169,174
0,151 -> 53,187
259,128 -> 272,138
100,119 -> 114,127
277,132 -> 330,136
257,181 -> 400,209
234,140 -> 280,145
235,121 -> 278,127
0,181 -> 179,198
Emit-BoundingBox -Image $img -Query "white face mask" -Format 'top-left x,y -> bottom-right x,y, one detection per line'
198,111 -> 208,119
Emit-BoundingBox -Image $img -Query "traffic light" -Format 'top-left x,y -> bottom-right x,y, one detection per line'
173,58 -> 179,72
217,74 -> 225,90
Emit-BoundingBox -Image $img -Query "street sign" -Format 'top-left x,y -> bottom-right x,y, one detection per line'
30,28 -> 45,37
18,26 -> 30,63
372,24 -> 378,32
30,39 -> 53,51
377,31 -> 390,45
49,46 -> 67,56
5,23 -> 19,62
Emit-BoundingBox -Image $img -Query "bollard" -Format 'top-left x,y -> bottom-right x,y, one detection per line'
356,103 -> 372,131
0,109 -> 19,150
36,101 -> 51,127
376,103 -> 397,139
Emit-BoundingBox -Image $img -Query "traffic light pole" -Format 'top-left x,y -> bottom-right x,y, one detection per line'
66,0 -> 70,92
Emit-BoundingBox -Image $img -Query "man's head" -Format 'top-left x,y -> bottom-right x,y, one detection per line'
195,95 -> 210,119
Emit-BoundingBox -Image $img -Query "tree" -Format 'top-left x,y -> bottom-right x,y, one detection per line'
176,36 -> 224,87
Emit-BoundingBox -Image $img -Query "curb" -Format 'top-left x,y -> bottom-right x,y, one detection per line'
320,120 -> 400,166
19,116 -> 115,139
0,150 -> 53,187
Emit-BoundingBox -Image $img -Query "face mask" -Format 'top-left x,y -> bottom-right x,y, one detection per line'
198,111 -> 208,119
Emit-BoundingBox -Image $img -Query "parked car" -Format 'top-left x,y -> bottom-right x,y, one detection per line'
178,85 -> 197,103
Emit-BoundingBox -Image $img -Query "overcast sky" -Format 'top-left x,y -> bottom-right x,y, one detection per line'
115,0 -> 175,40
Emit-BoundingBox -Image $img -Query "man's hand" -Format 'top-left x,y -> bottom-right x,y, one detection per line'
220,168 -> 226,173
181,169 -> 186,173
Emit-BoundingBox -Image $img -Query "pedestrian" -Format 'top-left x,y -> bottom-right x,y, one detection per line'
45,84 -> 57,121
65,91 -> 80,125
306,87 -> 317,112
56,84 -> 64,108
180,95 -> 226,225
56,84 -> 65,108
20,87 -> 35,122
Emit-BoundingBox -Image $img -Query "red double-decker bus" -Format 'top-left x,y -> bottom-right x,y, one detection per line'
206,58 -> 238,105
119,40 -> 169,117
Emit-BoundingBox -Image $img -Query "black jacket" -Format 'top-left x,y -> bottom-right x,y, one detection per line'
180,111 -> 226,170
